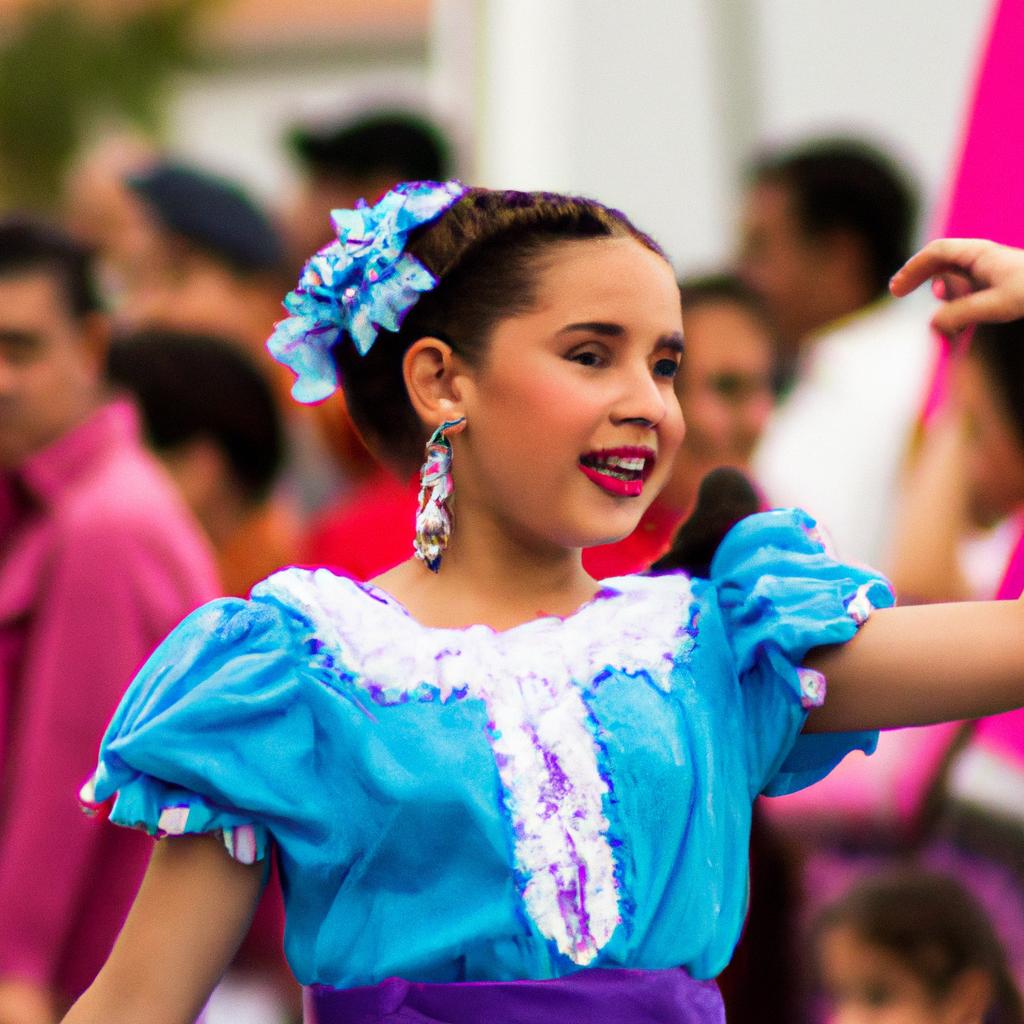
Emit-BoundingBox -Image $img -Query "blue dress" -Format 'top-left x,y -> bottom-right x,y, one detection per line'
83,510 -> 892,990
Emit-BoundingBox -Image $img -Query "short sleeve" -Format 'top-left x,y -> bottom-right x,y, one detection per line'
81,594 -> 311,864
709,508 -> 895,798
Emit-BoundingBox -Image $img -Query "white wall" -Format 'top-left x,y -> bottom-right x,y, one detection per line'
751,0 -> 992,229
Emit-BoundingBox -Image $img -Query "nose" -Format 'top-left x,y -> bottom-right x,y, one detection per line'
828,1004 -> 870,1024
0,356 -> 17,396
611,359 -> 673,429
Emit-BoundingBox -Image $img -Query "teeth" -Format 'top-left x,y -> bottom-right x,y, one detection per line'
581,452 -> 649,481
607,456 -> 645,471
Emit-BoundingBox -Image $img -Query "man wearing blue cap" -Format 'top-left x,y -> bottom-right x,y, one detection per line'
117,161 -> 288,364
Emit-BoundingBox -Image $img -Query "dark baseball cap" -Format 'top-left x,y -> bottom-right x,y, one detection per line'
127,161 -> 284,273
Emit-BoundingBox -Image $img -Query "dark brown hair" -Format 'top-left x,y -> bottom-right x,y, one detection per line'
971,319 -> 1024,450
748,138 -> 918,299
816,869 -> 1023,1024
677,272 -> 774,334
0,215 -> 101,319
333,187 -> 666,471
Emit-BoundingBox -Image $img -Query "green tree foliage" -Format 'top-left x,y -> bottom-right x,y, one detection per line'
0,0 -> 208,209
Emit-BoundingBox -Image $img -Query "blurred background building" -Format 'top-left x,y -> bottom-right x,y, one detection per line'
0,0 -> 996,270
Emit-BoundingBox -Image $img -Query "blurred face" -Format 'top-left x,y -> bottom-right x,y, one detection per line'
737,181 -> 840,353
116,242 -> 279,361
453,237 -> 686,552
0,271 -> 103,468
284,171 -> 397,270
65,172 -> 159,308
682,301 -> 775,461
819,926 -> 967,1024
657,299 -> 775,513
956,355 -> 1024,526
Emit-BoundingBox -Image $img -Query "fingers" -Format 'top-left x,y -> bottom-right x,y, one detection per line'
931,272 -> 974,302
889,238 -> 991,297
892,237 -> 1024,334
931,289 -> 1012,337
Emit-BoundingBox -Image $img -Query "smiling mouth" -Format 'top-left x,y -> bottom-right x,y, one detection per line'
578,446 -> 656,497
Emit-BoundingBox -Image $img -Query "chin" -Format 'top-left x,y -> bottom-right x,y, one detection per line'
572,512 -> 648,550
541,512 -> 638,552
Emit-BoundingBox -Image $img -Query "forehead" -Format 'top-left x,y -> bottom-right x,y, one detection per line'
682,301 -> 774,363
529,236 -> 681,325
0,267 -> 74,328
743,181 -> 800,233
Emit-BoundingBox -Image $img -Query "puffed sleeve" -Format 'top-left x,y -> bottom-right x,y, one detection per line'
80,593 -> 311,864
709,509 -> 895,799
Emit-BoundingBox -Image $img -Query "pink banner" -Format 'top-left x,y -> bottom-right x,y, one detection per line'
922,0 -> 1024,422
934,0 -> 1024,245
924,0 -> 1024,768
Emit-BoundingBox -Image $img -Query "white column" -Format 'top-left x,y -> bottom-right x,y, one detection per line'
475,0 -> 579,190
427,0 -> 483,178
431,0 -> 746,271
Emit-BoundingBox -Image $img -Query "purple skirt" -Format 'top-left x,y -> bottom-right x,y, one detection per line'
306,967 -> 724,1023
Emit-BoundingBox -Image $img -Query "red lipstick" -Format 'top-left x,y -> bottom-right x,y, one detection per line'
578,446 -> 656,497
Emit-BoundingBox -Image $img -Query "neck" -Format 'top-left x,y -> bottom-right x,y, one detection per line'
799,280 -> 882,350
46,392 -> 104,455
375,500 -> 601,632
198,488 -> 251,551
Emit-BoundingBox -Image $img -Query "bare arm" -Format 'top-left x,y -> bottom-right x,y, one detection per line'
885,403 -> 973,602
890,238 -> 1024,335
62,835 -> 263,1024
804,599 -> 1024,733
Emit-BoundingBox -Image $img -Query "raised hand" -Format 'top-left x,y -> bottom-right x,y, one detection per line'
890,238 -> 1024,336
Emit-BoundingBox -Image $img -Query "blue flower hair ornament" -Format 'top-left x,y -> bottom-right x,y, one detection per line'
267,180 -> 468,403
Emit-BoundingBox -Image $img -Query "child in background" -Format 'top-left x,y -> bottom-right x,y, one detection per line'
814,870 -> 1023,1024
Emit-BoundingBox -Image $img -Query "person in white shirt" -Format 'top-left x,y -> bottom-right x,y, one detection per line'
737,137 -> 932,568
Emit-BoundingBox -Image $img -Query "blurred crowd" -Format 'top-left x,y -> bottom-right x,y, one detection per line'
1,98 -> 1023,1024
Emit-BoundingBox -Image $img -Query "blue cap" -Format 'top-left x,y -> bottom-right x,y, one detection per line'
127,161 -> 284,273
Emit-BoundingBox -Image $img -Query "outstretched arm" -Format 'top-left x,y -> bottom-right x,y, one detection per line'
62,834 -> 263,1024
804,599 -> 1024,733
890,238 -> 1024,335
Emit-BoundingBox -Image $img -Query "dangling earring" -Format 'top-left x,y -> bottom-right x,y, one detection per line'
414,417 -> 465,572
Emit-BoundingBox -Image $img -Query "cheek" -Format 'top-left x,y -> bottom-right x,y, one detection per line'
738,395 -> 774,442
681,393 -> 729,446
975,442 -> 1024,509
661,397 -> 686,460
483,359 -> 575,421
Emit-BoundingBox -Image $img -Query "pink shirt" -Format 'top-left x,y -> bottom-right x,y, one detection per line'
0,399 -> 220,1001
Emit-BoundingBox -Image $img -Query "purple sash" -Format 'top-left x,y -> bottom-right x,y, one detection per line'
307,967 -> 724,1023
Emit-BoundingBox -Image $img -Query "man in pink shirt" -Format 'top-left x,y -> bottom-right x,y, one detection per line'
0,218 -> 220,1022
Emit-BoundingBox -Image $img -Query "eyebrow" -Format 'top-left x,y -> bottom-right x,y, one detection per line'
0,329 -> 41,345
559,322 -> 685,352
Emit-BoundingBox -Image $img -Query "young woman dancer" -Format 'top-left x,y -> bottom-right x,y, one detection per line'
65,191 -> 1024,1024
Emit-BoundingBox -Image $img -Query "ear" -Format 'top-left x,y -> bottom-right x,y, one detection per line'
162,437 -> 231,513
822,227 -> 869,279
403,336 -> 470,433
81,312 -> 111,381
944,967 -> 993,1024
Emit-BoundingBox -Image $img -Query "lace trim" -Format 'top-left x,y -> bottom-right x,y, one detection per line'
79,780 -> 262,866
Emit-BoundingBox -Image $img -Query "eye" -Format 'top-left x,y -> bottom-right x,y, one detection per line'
654,357 -> 681,379
863,983 -> 895,1008
0,332 -> 44,366
567,348 -> 606,368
